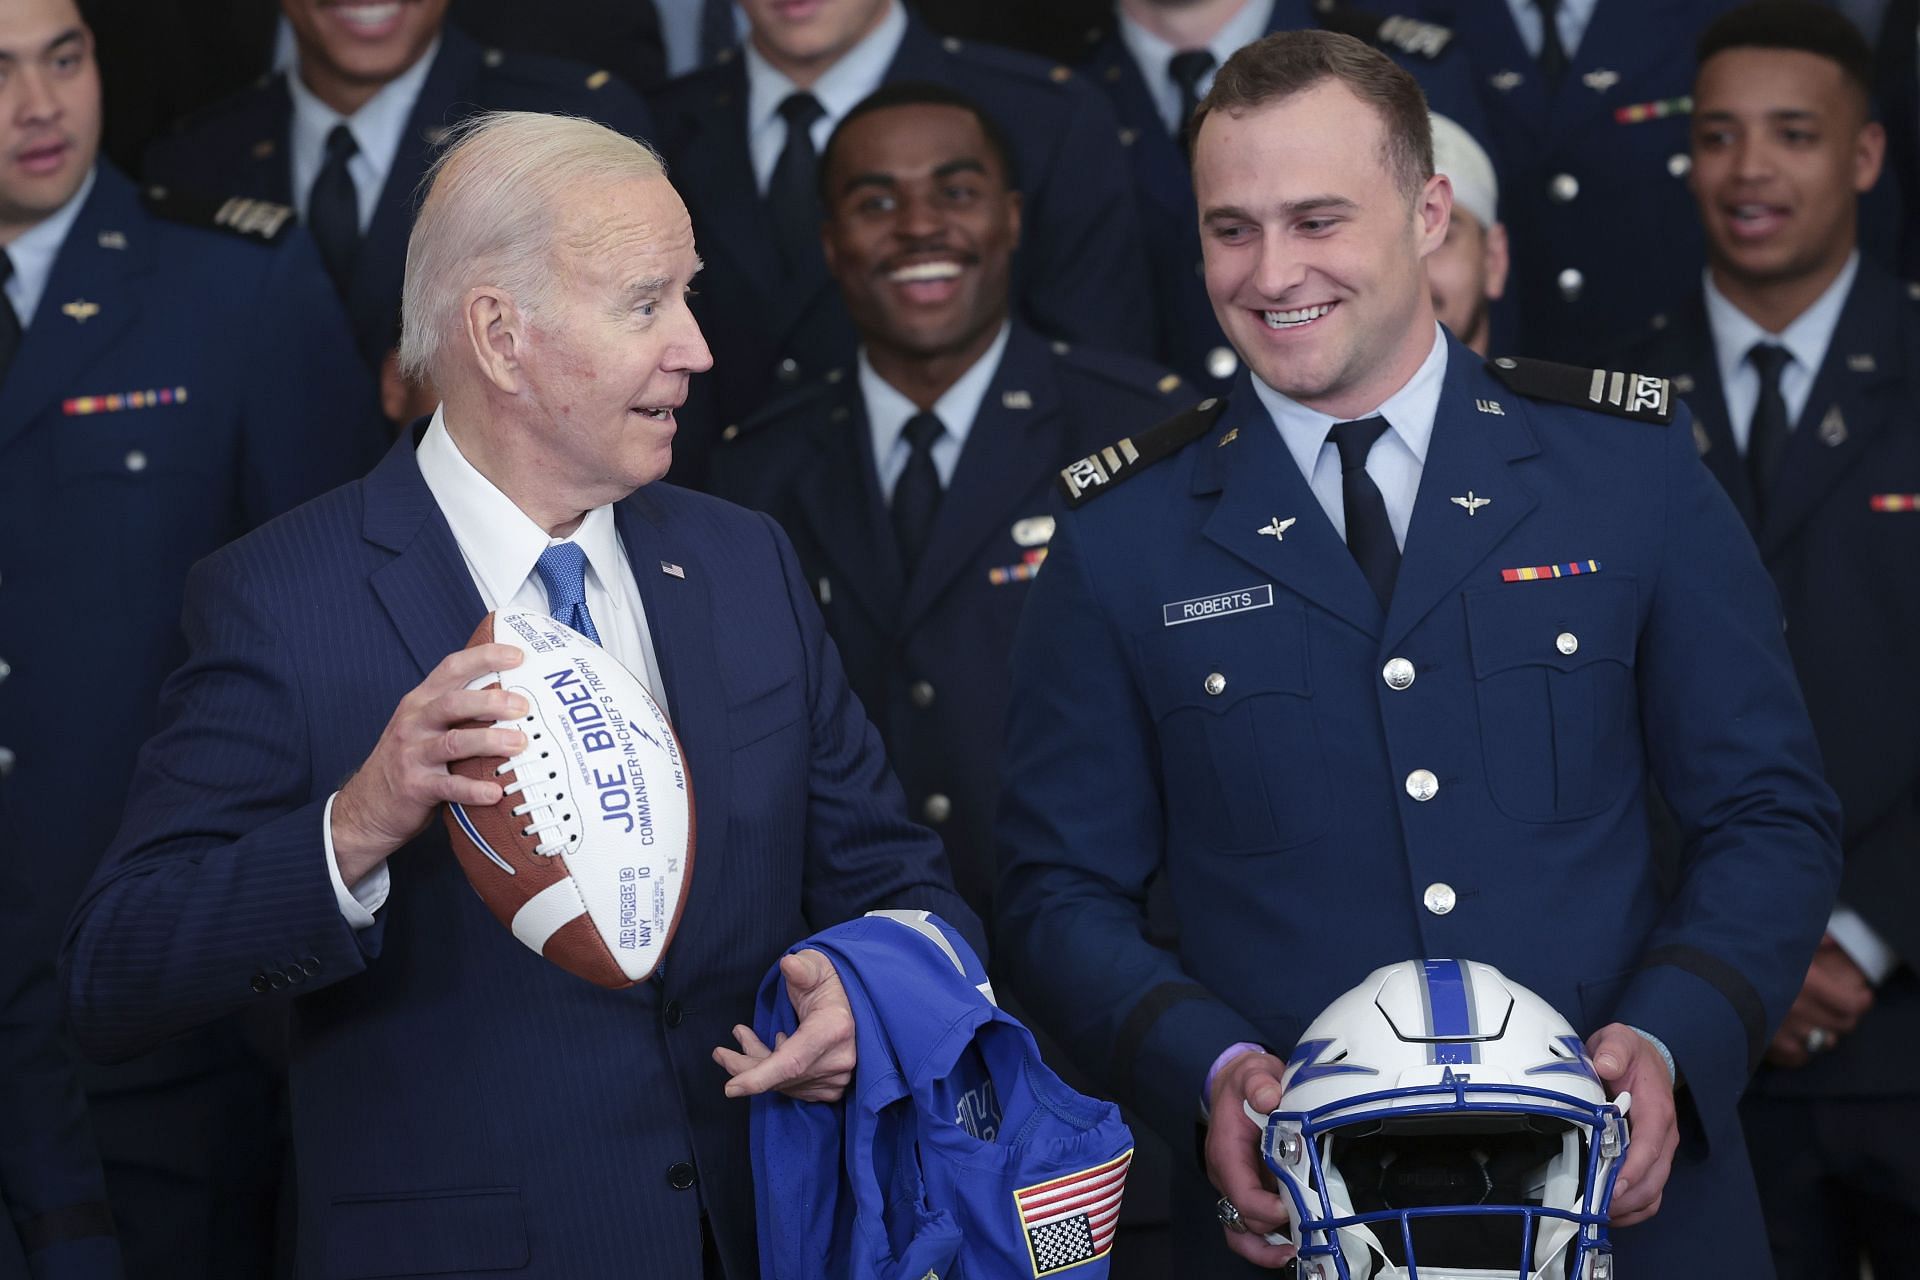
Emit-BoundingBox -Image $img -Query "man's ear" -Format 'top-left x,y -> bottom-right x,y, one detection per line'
463,286 -> 530,393
1483,220 -> 1510,302
1415,172 -> 1453,261
1852,119 -> 1886,194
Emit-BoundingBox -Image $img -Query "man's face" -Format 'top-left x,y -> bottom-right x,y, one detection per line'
1424,209 -> 1507,353
822,103 -> 1021,363
740,0 -> 892,78
1194,81 -> 1446,414
282,0 -> 449,98
517,176 -> 713,497
0,0 -> 99,240
1690,47 -> 1882,286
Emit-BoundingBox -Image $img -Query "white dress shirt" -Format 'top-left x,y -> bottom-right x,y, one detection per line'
1502,0 -> 1598,59
3,166 -> 94,329
1251,323 -> 1448,551
325,408 -> 669,927
286,36 -> 441,231
860,321 -> 1010,498
742,0 -> 906,194
1704,252 -> 1858,452
1117,0 -> 1274,136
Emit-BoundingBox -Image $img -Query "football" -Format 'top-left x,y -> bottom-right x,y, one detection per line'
442,610 -> 694,988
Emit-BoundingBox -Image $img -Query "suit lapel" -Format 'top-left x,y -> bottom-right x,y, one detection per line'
362,434 -> 491,678
897,328 -> 1060,634
1381,348 -> 1541,653
792,389 -> 902,629
1759,270 -> 1901,556
0,168 -> 149,450
1197,380 -> 1385,639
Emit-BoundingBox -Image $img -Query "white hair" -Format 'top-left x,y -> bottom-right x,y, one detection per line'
397,111 -> 668,387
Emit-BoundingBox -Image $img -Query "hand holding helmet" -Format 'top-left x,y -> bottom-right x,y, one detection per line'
1205,1048 -> 1298,1267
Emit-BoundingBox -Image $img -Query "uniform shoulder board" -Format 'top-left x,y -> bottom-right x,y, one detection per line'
722,369 -> 849,446
1054,344 -> 1190,402
1057,397 -> 1226,507
936,33 -> 1076,87
1487,356 -> 1674,425
142,186 -> 294,246
1313,0 -> 1454,59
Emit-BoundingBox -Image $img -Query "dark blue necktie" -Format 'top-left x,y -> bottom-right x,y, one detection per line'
535,542 -> 602,645
1330,416 -> 1400,608
0,251 -> 20,383
309,123 -> 361,293
1746,342 -> 1792,518
892,411 -> 946,572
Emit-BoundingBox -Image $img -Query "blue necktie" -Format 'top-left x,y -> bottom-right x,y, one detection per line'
534,542 -> 602,645
1330,416 -> 1400,609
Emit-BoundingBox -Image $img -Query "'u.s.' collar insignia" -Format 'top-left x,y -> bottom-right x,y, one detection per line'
1490,69 -> 1524,92
61,299 -> 100,323
1002,389 -> 1033,410
1475,399 -> 1504,415
1817,405 -> 1848,447
1847,353 -> 1877,373
1582,68 -> 1620,93
1012,515 -> 1055,547
1257,516 -> 1296,541
1451,492 -> 1490,515
96,230 -> 127,250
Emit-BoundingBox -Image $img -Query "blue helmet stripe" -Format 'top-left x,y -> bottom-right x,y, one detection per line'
1422,958 -> 1477,1065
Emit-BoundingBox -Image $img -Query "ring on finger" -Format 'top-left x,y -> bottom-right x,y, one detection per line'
1804,1026 -> 1833,1054
1215,1196 -> 1249,1234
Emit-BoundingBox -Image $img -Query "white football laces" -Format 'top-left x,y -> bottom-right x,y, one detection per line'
494,704 -> 574,857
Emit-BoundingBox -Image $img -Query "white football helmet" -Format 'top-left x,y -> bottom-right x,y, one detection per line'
1251,960 -> 1628,1280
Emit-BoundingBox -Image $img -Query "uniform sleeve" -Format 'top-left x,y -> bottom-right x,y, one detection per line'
1015,81 -> 1159,360
994,513 -> 1266,1151
757,514 -> 986,961
239,230 -> 387,524
60,554 -> 381,1065
1621,403 -> 1843,1152
1832,794 -> 1920,970
0,858 -> 122,1280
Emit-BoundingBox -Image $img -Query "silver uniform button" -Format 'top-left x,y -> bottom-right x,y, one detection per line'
1423,882 -> 1457,915
909,680 -> 935,709
1549,173 -> 1580,202
1667,152 -> 1692,177
1382,658 -> 1416,691
1206,347 -> 1239,380
1204,672 -> 1226,696
0,745 -> 14,778
1406,769 -> 1440,802
1556,631 -> 1579,655
777,357 -> 800,380
124,449 -> 148,472
0,658 -> 9,684
1557,268 -> 1584,300
923,793 -> 952,824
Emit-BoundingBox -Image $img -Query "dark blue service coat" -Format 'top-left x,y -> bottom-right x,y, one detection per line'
709,325 -> 1190,915
648,17 -> 1158,477
1080,0 -> 1492,396
1623,263 -> 1920,1101
1412,0 -> 1740,361
59,435 -> 979,1280
143,23 -> 656,366
995,337 -> 1841,1275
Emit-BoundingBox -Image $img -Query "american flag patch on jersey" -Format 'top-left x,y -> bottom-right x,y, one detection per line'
1014,1149 -> 1132,1276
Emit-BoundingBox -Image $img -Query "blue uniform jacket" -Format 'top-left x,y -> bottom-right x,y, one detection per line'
994,335 -> 1841,1275
647,17 -> 1157,478
753,910 -> 1133,1280
142,23 -> 656,366
1411,0 -> 1739,361
708,325 -> 1190,915
1079,1 -> 1491,396
59,434 -> 980,1280
1624,262 -> 1920,1099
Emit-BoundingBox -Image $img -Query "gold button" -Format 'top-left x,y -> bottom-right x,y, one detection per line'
1382,658 -> 1415,690
1556,632 -> 1579,655
1423,882 -> 1457,915
1406,769 -> 1439,801
1204,672 -> 1226,696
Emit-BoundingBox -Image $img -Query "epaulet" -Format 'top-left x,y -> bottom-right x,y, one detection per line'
935,33 -> 1080,88
718,368 -> 851,447
1487,356 -> 1674,425
1053,341 -> 1191,402
1057,397 -> 1225,507
141,185 -> 294,246
478,46 -> 627,96
1312,0 -> 1454,59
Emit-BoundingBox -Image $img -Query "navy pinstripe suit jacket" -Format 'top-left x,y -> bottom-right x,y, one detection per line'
61,432 -> 979,1280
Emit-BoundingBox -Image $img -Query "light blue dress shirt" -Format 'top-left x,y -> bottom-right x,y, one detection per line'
1502,0 -> 1599,58
3,166 -> 94,329
860,322 -> 1010,500
286,36 -> 441,231
742,0 -> 907,195
1703,252 -> 1858,449
1116,0 -> 1276,136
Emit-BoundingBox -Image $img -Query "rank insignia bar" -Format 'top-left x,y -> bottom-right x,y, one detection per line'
1870,495 -> 1920,512
1502,560 -> 1601,583
1014,1149 -> 1132,1277
1614,96 -> 1691,124
63,386 -> 190,415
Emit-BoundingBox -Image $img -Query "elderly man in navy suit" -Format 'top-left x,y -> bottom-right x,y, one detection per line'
62,111 -> 978,1280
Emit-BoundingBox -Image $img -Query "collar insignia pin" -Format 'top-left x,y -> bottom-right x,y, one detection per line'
1452,492 -> 1491,515
1258,516 -> 1296,541
1818,405 -> 1848,447
1475,398 -> 1504,415
1583,68 -> 1621,92
61,299 -> 100,323
1847,353 -> 1877,373
1001,389 -> 1033,410
97,230 -> 127,250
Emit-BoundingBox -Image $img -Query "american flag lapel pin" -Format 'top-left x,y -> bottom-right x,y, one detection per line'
660,562 -> 685,579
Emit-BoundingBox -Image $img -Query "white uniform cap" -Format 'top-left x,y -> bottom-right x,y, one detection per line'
1429,112 -> 1498,231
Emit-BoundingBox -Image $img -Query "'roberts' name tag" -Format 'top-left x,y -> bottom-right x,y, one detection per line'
1162,584 -> 1274,627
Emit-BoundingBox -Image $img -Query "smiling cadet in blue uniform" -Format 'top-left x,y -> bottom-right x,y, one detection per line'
648,0 -> 1156,481
142,0 -> 654,369
710,83 -> 1186,918
1079,0 -> 1488,396
0,2 -> 384,1274
1410,0 -> 1741,362
1621,8 -> 1920,1275
995,30 -> 1840,1277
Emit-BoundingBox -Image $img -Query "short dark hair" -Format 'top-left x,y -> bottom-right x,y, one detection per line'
818,81 -> 1020,204
1696,1 -> 1875,100
1190,29 -> 1433,200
